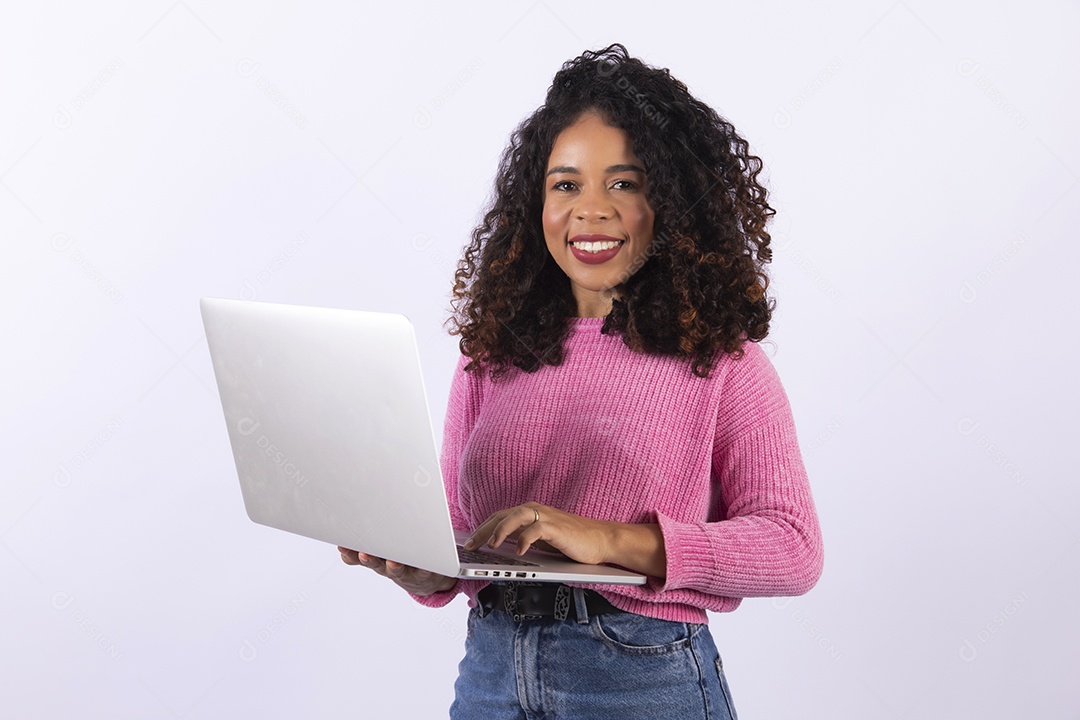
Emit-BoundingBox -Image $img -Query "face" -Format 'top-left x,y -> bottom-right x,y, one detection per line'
542,110 -> 656,318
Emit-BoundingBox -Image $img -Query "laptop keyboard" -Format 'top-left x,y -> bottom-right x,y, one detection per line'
457,546 -> 540,567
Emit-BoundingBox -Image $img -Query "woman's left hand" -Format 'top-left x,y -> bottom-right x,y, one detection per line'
463,503 -> 614,566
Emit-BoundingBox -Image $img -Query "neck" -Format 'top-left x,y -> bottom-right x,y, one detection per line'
573,287 -> 618,318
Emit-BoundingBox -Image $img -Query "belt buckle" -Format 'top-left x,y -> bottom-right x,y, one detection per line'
503,582 -> 544,622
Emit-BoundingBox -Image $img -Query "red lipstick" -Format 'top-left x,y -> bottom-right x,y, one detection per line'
568,234 -> 625,265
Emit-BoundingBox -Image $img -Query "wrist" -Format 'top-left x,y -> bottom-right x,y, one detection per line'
601,520 -> 623,566
604,521 -> 666,579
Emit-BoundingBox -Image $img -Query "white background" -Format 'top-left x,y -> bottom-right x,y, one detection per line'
3,1 -> 1078,717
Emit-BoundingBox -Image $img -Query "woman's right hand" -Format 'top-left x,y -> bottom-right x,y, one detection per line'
338,547 -> 457,596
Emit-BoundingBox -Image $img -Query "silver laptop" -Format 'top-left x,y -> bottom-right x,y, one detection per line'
200,298 -> 646,585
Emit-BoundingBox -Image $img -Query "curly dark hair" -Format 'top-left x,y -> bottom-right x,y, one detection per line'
448,43 -> 775,379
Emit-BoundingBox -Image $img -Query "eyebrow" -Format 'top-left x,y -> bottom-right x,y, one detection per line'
545,163 -> 646,176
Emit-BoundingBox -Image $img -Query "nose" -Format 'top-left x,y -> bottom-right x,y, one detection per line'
574,184 -> 612,221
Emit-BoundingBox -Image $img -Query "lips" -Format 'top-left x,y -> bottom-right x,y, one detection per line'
568,234 -> 625,265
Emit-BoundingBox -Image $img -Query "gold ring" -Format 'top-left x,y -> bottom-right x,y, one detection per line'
532,508 -> 540,525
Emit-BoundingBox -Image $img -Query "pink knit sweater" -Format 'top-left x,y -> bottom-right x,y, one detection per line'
413,317 -> 823,623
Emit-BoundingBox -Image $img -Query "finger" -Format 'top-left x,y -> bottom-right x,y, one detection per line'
385,559 -> 406,578
488,509 -> 531,549
496,505 -> 543,546
468,515 -> 508,548
404,567 -> 432,588
386,561 -> 425,590
358,553 -> 390,576
514,521 -> 547,555
465,511 -> 511,549
338,547 -> 360,564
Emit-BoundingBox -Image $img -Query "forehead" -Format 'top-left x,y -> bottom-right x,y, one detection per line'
547,112 -> 641,166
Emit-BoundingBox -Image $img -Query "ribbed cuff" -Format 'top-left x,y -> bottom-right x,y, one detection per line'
408,579 -> 463,608
651,510 -> 717,593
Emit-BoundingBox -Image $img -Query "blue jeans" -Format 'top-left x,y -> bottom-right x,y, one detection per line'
450,588 -> 738,719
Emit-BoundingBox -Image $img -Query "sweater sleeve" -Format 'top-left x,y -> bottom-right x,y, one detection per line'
409,353 -> 487,608
651,343 -> 824,599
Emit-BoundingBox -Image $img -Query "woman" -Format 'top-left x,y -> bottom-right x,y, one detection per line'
340,43 -> 823,719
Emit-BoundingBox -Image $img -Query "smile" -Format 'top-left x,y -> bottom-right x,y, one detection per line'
571,239 -> 624,253
568,235 -> 626,265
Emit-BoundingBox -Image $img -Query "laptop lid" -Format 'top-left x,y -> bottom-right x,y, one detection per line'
201,297 -> 462,576
201,298 -> 646,585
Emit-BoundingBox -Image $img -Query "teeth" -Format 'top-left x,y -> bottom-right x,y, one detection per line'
572,240 -> 622,253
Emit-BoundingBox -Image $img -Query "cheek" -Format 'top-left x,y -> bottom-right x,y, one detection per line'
542,201 -> 569,238
541,209 -> 559,257
626,201 -> 655,238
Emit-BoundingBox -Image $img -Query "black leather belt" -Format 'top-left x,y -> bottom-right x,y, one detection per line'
478,582 -> 625,621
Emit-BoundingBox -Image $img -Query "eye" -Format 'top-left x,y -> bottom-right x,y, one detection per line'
551,180 -> 577,192
611,179 -> 640,191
